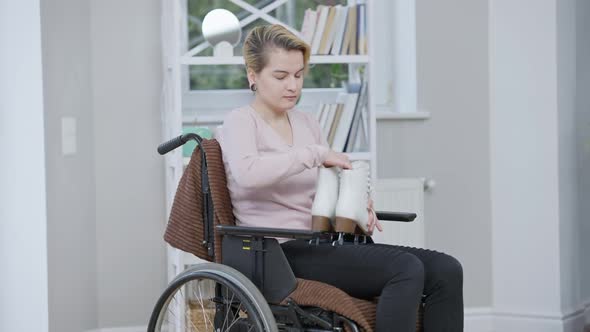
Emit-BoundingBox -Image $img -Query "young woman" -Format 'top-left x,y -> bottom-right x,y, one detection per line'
217,24 -> 464,332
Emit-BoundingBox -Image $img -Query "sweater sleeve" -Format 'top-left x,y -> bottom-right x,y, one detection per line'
220,110 -> 330,189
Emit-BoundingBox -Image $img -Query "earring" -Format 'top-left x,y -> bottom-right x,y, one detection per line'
250,83 -> 257,92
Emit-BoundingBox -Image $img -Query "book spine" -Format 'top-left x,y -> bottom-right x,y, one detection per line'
311,6 -> 329,55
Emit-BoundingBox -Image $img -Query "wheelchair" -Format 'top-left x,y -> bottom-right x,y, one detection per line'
148,133 -> 424,332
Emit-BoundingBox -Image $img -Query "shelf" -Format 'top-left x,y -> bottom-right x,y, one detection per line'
180,55 -> 369,66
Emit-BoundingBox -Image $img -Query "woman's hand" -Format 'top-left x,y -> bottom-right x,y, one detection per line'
323,150 -> 352,169
366,197 -> 383,235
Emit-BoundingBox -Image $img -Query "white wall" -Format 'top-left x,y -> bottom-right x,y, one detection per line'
556,0 -> 584,322
490,0 -> 561,318
89,0 -> 167,328
40,0 -> 98,331
0,1 -> 49,331
490,0 -> 585,330
576,0 -> 590,311
377,0 -> 492,308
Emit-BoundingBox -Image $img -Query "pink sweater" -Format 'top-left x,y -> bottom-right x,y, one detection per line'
216,105 -> 330,232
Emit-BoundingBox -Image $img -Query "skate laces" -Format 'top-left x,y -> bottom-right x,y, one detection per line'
339,160 -> 383,235
365,166 -> 383,235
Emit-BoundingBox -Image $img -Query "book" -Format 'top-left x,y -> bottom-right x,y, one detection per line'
310,5 -> 329,55
323,103 -> 337,141
342,4 -> 357,55
349,5 -> 358,55
322,5 -> 343,54
328,104 -> 344,146
319,103 -> 328,134
316,102 -> 326,122
344,76 -> 368,152
331,92 -> 359,152
358,103 -> 369,150
318,6 -> 337,55
300,9 -> 318,45
330,5 -> 349,55
357,1 -> 367,55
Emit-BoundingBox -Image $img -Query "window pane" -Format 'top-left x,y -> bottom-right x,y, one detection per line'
189,65 -> 248,90
187,0 -> 348,50
304,63 -> 349,89
189,63 -> 349,90
186,0 -> 349,90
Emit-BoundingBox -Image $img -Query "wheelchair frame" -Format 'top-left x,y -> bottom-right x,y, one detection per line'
149,133 -> 418,332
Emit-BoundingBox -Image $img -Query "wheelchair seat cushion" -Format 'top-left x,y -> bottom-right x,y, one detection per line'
282,278 -> 377,332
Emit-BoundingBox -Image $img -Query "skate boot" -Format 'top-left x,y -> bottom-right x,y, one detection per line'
311,166 -> 340,232
334,161 -> 372,234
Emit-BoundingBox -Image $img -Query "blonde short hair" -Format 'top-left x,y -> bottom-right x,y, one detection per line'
243,24 -> 310,74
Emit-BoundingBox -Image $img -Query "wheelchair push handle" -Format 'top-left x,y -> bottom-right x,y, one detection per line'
157,133 -> 203,155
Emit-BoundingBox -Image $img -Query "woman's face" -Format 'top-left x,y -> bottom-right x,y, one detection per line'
249,47 -> 305,113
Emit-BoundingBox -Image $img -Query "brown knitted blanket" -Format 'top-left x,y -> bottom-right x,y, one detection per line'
163,138 -> 234,263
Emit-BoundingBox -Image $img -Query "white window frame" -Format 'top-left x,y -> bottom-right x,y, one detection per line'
180,0 -> 418,123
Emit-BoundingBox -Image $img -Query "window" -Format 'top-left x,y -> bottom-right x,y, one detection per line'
185,0 -> 350,90
177,0 -> 406,120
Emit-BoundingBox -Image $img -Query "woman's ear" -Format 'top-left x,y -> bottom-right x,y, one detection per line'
247,68 -> 256,87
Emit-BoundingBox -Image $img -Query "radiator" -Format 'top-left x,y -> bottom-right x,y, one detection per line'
372,178 -> 425,248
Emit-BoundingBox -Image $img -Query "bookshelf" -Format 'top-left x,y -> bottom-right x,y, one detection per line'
160,0 -> 418,280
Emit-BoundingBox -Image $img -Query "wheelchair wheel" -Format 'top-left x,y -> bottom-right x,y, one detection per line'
148,263 -> 277,332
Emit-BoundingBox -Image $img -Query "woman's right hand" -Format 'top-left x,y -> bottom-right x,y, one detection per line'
323,150 -> 352,169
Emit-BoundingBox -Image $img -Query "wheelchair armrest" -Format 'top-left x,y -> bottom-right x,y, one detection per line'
376,211 -> 417,222
216,225 -> 318,240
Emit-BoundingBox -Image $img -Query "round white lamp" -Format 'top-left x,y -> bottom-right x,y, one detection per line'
202,9 -> 241,57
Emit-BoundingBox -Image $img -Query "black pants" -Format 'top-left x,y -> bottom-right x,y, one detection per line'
280,239 -> 464,332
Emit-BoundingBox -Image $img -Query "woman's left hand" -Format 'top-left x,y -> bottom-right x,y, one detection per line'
367,198 -> 383,235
